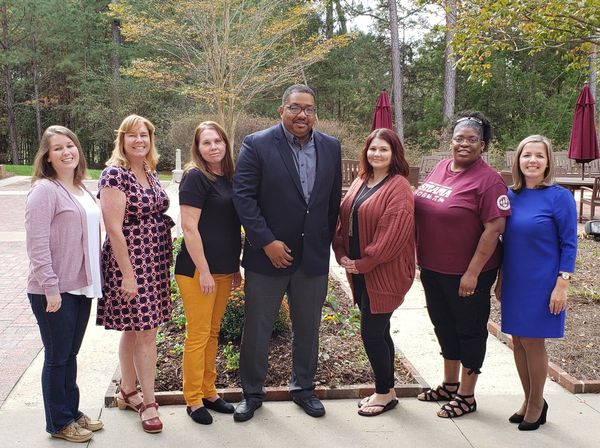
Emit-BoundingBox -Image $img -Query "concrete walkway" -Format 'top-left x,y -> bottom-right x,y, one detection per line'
1,175 -> 599,447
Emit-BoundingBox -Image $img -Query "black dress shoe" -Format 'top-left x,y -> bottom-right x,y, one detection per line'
203,397 -> 235,414
292,395 -> 326,417
233,399 -> 262,422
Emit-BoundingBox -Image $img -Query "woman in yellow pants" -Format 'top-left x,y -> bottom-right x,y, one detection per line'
174,121 -> 241,425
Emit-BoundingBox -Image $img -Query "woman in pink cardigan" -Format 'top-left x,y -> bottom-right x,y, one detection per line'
25,126 -> 103,442
333,128 -> 415,417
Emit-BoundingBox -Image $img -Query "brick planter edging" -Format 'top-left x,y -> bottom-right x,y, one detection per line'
487,320 -> 600,394
104,268 -> 430,407
105,354 -> 429,407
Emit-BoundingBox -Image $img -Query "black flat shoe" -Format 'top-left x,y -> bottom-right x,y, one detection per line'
509,412 -> 525,424
292,395 -> 326,417
203,397 -> 234,414
518,400 -> 548,431
233,399 -> 262,422
187,406 -> 213,425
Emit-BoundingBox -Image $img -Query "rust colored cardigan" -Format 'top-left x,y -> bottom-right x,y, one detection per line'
333,174 -> 415,313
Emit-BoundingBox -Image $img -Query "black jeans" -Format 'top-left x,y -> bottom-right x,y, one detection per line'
28,293 -> 91,434
353,275 -> 395,394
420,268 -> 497,373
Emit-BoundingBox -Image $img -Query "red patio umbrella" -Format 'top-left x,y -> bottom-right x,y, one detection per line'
371,89 -> 394,131
568,83 -> 599,179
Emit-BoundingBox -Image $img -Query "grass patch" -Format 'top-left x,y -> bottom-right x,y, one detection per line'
3,164 -> 172,181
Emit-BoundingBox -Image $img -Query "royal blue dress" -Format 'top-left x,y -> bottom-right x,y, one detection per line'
501,185 -> 577,338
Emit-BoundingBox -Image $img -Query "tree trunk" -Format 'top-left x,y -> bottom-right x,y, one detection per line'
325,1 -> 333,38
440,0 -> 457,149
111,18 -> 121,79
388,0 -> 403,140
32,35 -> 42,142
1,5 -> 19,164
589,48 -> 597,101
3,66 -> 19,164
334,0 -> 347,35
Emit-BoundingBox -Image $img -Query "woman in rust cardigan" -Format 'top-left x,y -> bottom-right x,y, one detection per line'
333,128 -> 415,417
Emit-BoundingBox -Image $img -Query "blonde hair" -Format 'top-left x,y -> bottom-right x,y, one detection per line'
32,125 -> 88,186
106,115 -> 159,171
184,121 -> 234,182
511,134 -> 555,191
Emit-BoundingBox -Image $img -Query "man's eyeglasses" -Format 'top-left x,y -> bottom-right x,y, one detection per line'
285,105 -> 317,116
452,136 -> 482,145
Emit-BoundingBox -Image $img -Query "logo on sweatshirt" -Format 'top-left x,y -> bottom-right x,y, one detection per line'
415,181 -> 452,203
497,194 -> 510,211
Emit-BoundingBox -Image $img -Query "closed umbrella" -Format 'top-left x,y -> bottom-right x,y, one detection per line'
568,83 -> 599,179
371,89 -> 393,131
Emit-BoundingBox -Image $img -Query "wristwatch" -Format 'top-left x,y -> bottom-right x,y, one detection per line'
558,272 -> 573,280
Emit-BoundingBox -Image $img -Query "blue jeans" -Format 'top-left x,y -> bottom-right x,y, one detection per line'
28,293 -> 91,434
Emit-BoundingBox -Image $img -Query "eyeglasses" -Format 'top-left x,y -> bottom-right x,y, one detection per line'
284,105 -> 316,116
452,136 -> 482,145
456,116 -> 483,125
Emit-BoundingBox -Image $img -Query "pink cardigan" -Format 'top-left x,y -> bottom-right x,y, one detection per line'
25,179 -> 93,297
333,174 -> 415,313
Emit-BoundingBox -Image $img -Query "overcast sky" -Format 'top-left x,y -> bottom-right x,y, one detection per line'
348,1 -> 443,41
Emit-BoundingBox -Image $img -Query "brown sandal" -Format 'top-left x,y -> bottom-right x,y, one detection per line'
115,388 -> 143,412
139,402 -> 163,433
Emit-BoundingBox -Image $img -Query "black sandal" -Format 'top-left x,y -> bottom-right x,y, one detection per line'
417,382 -> 460,402
437,393 -> 477,418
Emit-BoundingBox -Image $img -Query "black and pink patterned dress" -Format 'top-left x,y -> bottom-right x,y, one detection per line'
97,166 -> 173,331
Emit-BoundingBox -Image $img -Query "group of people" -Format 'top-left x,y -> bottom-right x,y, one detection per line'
24,84 -> 577,442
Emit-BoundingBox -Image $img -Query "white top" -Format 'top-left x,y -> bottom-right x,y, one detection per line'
68,189 -> 103,298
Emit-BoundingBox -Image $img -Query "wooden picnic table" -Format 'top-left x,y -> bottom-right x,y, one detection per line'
555,176 -> 596,193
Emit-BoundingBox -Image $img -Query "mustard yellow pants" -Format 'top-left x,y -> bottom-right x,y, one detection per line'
175,271 -> 233,406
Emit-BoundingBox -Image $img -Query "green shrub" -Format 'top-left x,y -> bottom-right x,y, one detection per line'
223,342 -> 240,371
219,280 -> 290,341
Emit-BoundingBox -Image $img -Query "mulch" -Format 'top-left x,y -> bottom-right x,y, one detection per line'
489,237 -> 600,381
155,276 -> 415,392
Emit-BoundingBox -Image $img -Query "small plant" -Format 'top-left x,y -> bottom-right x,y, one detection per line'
172,342 -> 184,356
321,285 -> 361,337
172,312 -> 186,329
223,341 -> 240,371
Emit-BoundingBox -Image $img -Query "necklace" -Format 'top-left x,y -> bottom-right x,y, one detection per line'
348,175 -> 388,237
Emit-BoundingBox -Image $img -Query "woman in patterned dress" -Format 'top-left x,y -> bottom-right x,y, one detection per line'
97,115 -> 173,434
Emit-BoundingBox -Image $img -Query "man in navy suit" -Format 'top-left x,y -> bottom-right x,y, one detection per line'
232,84 -> 342,421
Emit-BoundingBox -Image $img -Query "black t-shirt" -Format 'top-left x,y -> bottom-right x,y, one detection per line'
174,168 -> 241,276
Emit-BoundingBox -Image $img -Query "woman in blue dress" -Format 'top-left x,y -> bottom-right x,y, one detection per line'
497,135 -> 577,431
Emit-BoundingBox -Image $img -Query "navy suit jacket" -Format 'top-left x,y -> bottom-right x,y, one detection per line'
233,123 -> 342,277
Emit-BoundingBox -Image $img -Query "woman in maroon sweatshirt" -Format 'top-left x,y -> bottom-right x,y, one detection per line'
333,128 -> 415,417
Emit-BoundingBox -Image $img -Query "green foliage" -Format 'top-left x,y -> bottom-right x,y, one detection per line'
321,285 -> 361,338
111,0 -> 349,148
307,32 -> 390,133
452,0 -> 600,81
219,282 -> 290,341
171,342 -> 184,356
222,342 -> 240,371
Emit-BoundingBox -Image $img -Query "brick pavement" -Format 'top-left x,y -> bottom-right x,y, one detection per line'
0,179 -> 41,407
0,241 -> 40,407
